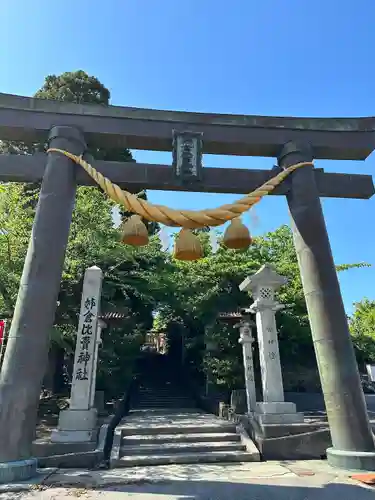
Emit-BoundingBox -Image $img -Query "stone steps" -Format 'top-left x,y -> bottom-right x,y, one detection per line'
135,400 -> 194,404
137,391 -> 184,394
122,431 -> 241,445
132,387 -> 196,410
137,388 -> 181,393
113,450 -> 255,467
121,424 -> 237,436
137,395 -> 189,399
135,398 -> 194,403
120,440 -> 245,456
111,410 -> 260,467
135,398 -> 193,401
134,402 -> 195,409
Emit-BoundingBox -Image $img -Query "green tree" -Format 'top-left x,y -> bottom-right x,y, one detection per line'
35,70 -> 134,163
0,183 -> 36,314
350,299 -> 375,366
34,71 -> 110,104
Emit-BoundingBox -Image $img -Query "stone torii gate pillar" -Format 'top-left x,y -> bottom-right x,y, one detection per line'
0,127 -> 86,482
279,141 -> 375,470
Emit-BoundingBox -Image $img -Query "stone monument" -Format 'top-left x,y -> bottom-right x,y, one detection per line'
240,264 -> 303,424
51,266 -> 103,443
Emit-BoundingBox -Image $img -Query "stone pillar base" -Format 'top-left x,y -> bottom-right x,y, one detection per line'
51,408 -> 97,443
255,401 -> 304,424
0,458 -> 37,484
327,447 -> 375,471
256,402 -> 297,414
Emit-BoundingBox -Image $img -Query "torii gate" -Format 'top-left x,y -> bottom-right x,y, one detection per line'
0,93 -> 375,477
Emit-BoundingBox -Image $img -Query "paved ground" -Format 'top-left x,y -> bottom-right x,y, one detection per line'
1,460 -> 375,499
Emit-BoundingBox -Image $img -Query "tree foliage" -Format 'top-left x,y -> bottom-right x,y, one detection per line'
154,226 -> 371,393
34,71 -> 110,104
350,299 -> 375,366
154,226 -> 313,391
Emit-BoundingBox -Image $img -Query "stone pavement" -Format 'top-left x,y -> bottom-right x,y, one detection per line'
1,460 -> 375,499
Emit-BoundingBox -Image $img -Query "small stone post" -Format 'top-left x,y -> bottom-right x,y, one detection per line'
51,266 -> 103,443
237,319 -> 257,414
240,264 -> 303,424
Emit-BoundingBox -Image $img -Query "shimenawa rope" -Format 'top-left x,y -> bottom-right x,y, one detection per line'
47,148 -> 312,229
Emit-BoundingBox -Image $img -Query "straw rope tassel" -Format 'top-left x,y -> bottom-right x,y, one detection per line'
174,229 -> 203,261
121,214 -> 149,246
223,217 -> 252,249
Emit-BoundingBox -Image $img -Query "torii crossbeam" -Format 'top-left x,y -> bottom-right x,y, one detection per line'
0,93 -> 375,479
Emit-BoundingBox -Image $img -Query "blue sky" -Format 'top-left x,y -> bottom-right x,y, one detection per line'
1,0 -> 375,313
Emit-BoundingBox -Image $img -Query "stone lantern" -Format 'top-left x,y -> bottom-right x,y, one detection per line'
240,264 -> 303,424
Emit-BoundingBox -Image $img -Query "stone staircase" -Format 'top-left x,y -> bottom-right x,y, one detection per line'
133,384 -> 196,410
110,353 -> 259,466
111,409 -> 260,467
